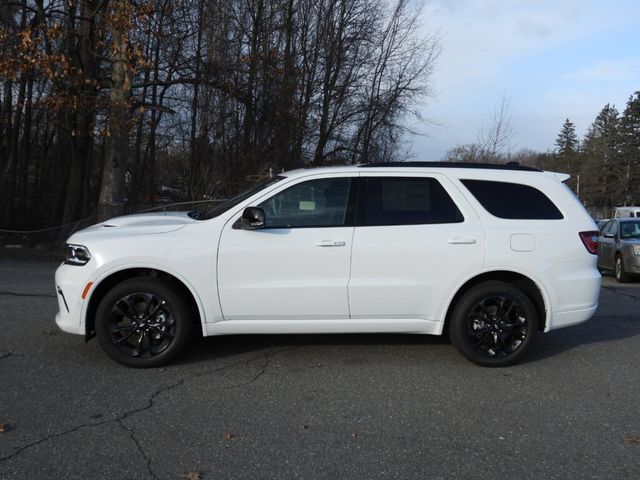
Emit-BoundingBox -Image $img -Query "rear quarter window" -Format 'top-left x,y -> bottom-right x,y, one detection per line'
461,179 -> 563,220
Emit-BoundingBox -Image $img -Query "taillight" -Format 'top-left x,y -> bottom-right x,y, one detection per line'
579,231 -> 599,255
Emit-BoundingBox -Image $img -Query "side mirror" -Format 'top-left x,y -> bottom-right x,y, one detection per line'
234,207 -> 266,229
604,233 -> 614,239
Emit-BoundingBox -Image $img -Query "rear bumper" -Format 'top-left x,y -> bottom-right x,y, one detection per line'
549,304 -> 598,330
545,259 -> 601,331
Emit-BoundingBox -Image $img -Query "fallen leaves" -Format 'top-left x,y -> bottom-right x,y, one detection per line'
624,436 -> 640,445
180,472 -> 202,480
0,423 -> 7,433
222,432 -> 236,440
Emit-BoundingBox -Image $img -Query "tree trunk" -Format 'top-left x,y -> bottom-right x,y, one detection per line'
62,0 -> 98,224
98,1 -> 131,222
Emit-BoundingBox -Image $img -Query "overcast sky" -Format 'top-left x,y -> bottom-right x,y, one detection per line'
411,0 -> 640,160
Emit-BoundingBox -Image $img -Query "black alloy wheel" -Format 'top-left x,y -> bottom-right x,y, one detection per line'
95,278 -> 192,367
450,281 -> 538,367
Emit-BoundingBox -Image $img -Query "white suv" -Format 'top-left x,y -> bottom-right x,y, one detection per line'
55,162 -> 601,367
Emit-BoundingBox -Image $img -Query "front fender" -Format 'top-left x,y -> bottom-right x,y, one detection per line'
81,260 -> 213,336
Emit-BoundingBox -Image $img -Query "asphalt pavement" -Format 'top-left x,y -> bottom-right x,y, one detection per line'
1,260 -> 639,480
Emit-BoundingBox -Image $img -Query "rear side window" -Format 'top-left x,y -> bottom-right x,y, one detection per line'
603,221 -> 616,236
461,179 -> 563,220
358,177 -> 463,226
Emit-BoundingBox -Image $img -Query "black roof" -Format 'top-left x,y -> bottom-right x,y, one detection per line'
358,161 -> 542,172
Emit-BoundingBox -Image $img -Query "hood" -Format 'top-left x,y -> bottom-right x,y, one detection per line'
72,211 -> 197,240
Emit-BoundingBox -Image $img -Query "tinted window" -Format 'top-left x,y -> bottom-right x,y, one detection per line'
258,177 -> 352,228
461,180 -> 563,220
358,177 -> 463,226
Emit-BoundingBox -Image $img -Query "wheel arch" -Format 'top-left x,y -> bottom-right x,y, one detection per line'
84,267 -> 204,341
443,270 -> 548,335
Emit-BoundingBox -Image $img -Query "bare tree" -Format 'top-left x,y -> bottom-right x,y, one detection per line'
1,0 -> 441,230
445,97 -> 514,163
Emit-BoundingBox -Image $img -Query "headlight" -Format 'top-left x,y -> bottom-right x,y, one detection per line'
633,245 -> 640,256
65,244 -> 91,265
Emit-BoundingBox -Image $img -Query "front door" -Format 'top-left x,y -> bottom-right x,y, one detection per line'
597,220 -> 617,270
218,175 -> 356,320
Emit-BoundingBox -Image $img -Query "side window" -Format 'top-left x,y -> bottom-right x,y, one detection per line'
620,222 -> 640,238
258,177 -> 352,228
461,179 -> 564,220
358,177 -> 463,226
603,221 -> 617,236
602,220 -> 618,235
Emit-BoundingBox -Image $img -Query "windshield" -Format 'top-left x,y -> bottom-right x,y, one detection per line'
199,176 -> 285,220
620,221 -> 640,239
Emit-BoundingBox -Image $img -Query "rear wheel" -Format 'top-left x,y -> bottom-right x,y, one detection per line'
615,255 -> 631,283
95,278 -> 192,367
449,281 -> 538,367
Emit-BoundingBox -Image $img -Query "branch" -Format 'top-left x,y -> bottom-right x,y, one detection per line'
131,102 -> 176,115
131,77 -> 250,106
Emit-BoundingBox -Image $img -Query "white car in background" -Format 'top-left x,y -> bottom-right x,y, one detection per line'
55,162 -> 601,367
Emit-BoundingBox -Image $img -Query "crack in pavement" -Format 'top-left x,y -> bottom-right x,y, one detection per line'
0,290 -> 56,298
0,347 -> 295,466
228,355 -> 272,390
0,352 -> 28,362
117,419 -> 157,480
602,286 -> 640,303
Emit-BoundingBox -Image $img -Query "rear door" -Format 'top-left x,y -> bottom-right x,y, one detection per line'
348,173 -> 484,321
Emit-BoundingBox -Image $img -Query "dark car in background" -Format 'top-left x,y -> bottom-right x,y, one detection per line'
597,218 -> 640,282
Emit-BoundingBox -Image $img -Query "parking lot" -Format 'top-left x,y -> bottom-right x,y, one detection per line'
1,259 -> 639,480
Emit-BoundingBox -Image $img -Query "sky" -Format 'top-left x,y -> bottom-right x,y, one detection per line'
411,0 -> 640,160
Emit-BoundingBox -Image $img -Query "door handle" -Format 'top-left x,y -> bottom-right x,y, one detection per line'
448,237 -> 477,245
316,240 -> 346,247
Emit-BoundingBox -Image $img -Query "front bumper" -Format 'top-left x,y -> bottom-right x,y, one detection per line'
54,263 -> 92,336
622,252 -> 640,274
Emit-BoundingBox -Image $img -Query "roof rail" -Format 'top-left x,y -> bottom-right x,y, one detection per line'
358,161 -> 542,172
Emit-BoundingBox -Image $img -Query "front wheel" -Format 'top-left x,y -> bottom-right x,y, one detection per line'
449,281 -> 538,367
615,256 -> 632,283
95,278 -> 192,367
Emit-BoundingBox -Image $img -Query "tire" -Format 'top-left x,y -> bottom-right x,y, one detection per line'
449,281 -> 538,367
615,255 -> 632,283
95,278 -> 192,368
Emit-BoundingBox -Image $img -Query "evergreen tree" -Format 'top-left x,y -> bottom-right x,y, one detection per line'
555,118 -> 579,154
619,92 -> 640,205
581,104 -> 620,208
554,118 -> 581,192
